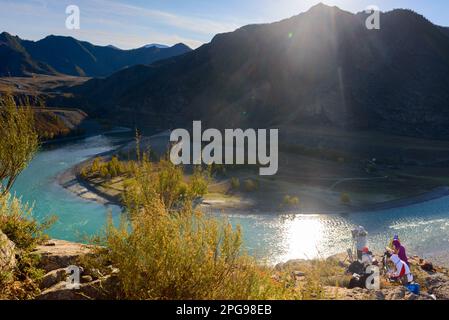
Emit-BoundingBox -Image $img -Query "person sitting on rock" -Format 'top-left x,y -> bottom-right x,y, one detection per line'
387,235 -> 409,266
361,247 -> 374,266
386,251 -> 413,284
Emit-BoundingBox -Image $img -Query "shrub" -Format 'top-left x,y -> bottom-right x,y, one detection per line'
340,192 -> 351,205
0,191 -> 56,299
95,160 -> 299,300
243,179 -> 258,192
80,167 -> 89,179
100,211 -> 297,299
0,94 -> 39,195
91,157 -> 102,173
281,195 -> 300,208
188,166 -> 209,198
123,159 -> 209,212
107,156 -> 124,178
84,156 -> 303,299
100,166 -> 109,178
230,177 -> 240,190
0,193 -> 55,251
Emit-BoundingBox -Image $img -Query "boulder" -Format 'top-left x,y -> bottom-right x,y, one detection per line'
39,268 -> 68,290
34,239 -> 94,272
425,274 -> 449,300
0,230 -> 16,272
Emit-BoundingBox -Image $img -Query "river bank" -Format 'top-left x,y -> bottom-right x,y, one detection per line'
56,128 -> 449,215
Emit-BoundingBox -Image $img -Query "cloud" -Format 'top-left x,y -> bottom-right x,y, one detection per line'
0,0 -> 241,49
84,0 -> 241,36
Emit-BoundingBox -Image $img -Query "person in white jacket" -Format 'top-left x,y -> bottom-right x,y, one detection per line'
387,251 -> 413,284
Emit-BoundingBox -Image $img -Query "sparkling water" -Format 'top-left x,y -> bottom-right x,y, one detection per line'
10,134 -> 449,265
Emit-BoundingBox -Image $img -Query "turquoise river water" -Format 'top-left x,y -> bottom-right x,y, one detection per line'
11,134 -> 449,265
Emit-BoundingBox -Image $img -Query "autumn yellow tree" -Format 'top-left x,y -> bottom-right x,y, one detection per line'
0,94 -> 39,195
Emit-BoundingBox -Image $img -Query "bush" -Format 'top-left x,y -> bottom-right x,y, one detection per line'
0,193 -> 55,251
188,166 -> 209,199
123,159 -> 209,211
92,158 -> 300,300
0,192 -> 56,299
243,179 -> 258,192
230,177 -> 240,190
0,94 -> 39,195
100,211 -> 297,299
91,157 -> 102,173
340,192 -> 351,205
281,195 -> 300,208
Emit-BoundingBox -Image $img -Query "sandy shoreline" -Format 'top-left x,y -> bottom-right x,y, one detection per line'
57,152 -> 123,206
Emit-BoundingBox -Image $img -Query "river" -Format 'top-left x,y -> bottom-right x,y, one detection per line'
10,134 -> 449,266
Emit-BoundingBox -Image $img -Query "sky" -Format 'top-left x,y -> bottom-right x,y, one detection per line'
1,0 -> 449,49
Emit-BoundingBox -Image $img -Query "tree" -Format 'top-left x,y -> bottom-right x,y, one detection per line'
0,95 -> 39,195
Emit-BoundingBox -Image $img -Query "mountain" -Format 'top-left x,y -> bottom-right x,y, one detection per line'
0,32 -> 192,77
0,32 -> 55,76
439,26 -> 449,38
144,43 -> 169,49
107,45 -> 122,50
59,4 -> 449,138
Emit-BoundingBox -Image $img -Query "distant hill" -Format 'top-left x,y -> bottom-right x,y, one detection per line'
59,4 -> 449,138
439,26 -> 449,38
144,43 -> 170,49
0,32 -> 191,77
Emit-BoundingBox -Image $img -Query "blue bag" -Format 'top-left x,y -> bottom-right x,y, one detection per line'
406,283 -> 420,295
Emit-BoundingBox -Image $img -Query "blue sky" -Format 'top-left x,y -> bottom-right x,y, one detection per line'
1,0 -> 449,49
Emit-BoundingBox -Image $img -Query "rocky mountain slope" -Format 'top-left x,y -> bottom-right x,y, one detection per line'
59,4 -> 449,138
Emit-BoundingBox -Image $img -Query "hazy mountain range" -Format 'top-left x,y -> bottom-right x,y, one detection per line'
3,4 -> 449,139
51,3 -> 449,139
0,32 -> 191,77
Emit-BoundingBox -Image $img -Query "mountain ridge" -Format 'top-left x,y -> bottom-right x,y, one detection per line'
0,32 -> 192,77
54,4 -> 449,138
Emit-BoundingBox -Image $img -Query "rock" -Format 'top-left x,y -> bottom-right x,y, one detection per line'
37,275 -> 119,300
40,268 -> 67,289
425,273 -> 449,299
34,239 -> 94,272
81,275 -> 93,283
0,230 -> 16,272
420,261 -> 435,272
383,286 -> 406,300
425,274 -> 449,288
292,270 -> 305,277
275,259 -> 307,271
324,286 -> 375,300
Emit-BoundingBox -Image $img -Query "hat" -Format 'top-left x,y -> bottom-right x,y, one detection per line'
392,239 -> 401,248
362,247 -> 369,253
